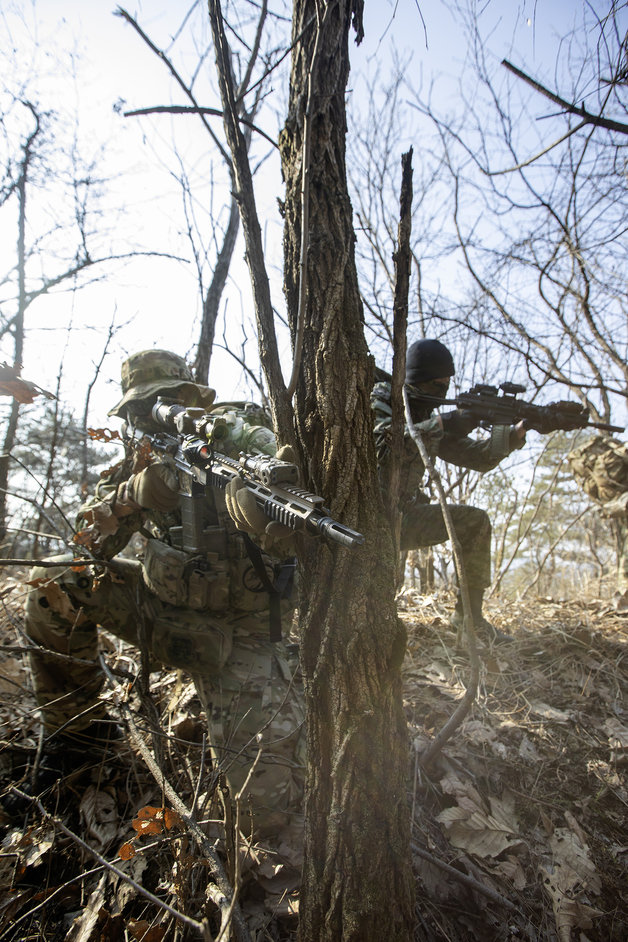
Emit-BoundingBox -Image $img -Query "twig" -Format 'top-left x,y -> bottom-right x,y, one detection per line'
0,557 -> 89,567
402,387 -> 480,769
213,747 -> 263,942
9,790 -> 209,937
98,655 -> 253,942
123,105 -> 279,150
411,841 -> 519,912
115,7 -> 230,165
0,866 -> 105,942
502,58 -> 628,135
483,120 -> 586,175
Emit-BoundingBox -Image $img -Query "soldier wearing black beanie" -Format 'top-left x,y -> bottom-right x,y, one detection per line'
405,338 -> 455,387
371,337 -> 527,643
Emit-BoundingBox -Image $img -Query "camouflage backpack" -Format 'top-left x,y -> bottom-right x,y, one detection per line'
208,400 -> 275,457
567,435 -> 628,505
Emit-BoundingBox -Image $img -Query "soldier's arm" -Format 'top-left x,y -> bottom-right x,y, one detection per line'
74,457 -> 177,558
437,424 -> 526,472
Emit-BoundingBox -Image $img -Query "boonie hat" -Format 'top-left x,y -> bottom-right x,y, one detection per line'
108,349 -> 216,417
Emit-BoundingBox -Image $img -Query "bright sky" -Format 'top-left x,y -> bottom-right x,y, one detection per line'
1,0 -> 584,422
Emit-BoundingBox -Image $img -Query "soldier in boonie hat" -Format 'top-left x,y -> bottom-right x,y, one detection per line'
21,347 -> 305,859
108,349 -> 216,418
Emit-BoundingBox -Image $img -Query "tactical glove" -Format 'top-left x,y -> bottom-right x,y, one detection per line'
225,444 -> 297,554
525,402 -> 589,434
127,463 -> 179,512
440,409 -> 480,436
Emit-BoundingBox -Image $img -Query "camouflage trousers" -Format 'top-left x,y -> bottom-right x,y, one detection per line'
401,501 -> 492,588
24,556 -> 305,837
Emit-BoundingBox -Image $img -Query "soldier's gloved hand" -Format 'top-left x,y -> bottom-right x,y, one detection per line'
127,463 -> 179,512
225,443 -> 298,554
225,477 -> 269,533
275,444 -> 296,465
225,477 -> 296,554
525,402 -> 589,434
440,409 -> 480,436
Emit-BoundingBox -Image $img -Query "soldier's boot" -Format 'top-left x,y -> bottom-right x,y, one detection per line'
450,588 -> 513,644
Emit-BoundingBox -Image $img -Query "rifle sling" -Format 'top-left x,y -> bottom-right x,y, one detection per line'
242,533 -> 295,642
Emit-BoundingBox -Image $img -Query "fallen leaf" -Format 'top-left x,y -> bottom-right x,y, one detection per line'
66,872 -> 107,942
1,825 -> 55,873
603,718 -> 628,757
541,819 -> 602,942
79,786 -> 119,852
437,775 -> 520,858
131,806 -> 184,837
518,734 -> 541,762
528,700 -> 573,723
127,919 -> 167,942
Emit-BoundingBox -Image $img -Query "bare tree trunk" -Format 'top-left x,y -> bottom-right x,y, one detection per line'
193,193 -> 240,384
0,117 -> 36,554
387,148 -> 413,571
280,3 -> 415,939
207,0 -> 294,442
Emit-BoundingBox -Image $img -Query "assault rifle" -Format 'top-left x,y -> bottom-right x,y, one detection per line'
410,382 -> 624,434
131,398 -> 364,551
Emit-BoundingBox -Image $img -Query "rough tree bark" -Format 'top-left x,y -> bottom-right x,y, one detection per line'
279,2 -> 415,940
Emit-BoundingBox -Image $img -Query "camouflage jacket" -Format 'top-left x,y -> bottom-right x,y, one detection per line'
75,402 -> 288,616
567,435 -> 628,519
371,381 -> 525,509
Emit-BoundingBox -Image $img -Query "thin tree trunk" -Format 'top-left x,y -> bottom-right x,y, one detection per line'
0,152 -> 30,554
193,193 -> 240,384
207,0 -> 294,443
387,148 -> 413,568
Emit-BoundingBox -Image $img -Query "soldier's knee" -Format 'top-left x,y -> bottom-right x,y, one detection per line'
24,558 -> 95,645
480,508 -> 492,534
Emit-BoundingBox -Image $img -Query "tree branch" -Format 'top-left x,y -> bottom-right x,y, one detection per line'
123,105 -> 278,150
502,59 -> 628,135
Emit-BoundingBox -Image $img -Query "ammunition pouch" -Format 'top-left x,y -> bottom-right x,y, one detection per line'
142,539 -> 229,612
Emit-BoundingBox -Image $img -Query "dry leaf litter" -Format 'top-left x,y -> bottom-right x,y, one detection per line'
0,571 -> 626,941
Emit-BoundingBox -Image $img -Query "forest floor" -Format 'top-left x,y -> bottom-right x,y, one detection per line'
0,570 -> 627,942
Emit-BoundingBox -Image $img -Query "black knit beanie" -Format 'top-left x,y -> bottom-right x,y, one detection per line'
405,339 -> 455,386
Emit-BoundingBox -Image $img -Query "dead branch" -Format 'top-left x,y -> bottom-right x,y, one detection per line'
115,7 -> 230,165
98,654 -> 253,942
386,148 -> 413,557
122,105 -> 278,150
502,58 -> 628,135
9,790 -> 211,936
207,0 -> 294,445
411,842 -> 519,911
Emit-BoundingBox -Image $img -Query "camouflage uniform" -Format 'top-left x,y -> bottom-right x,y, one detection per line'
567,435 -> 628,591
24,350 -> 304,836
371,381 -> 524,588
